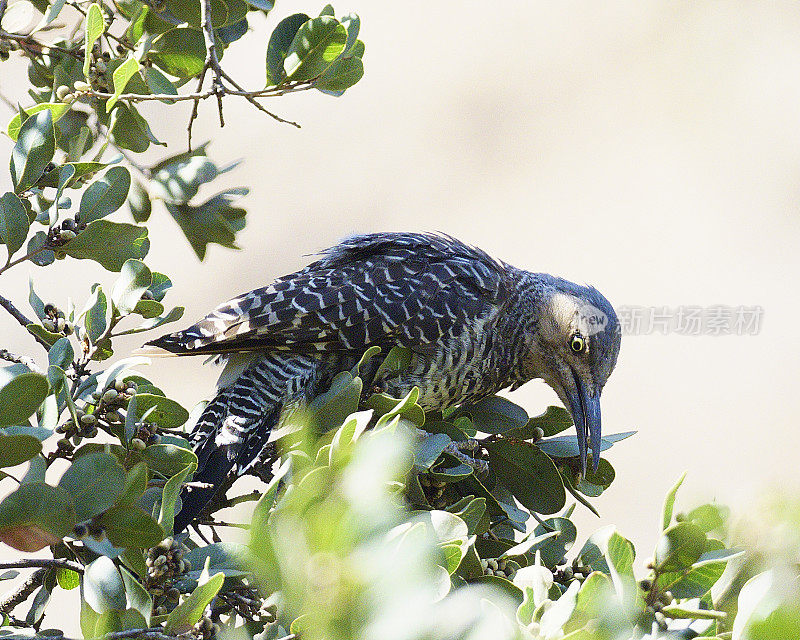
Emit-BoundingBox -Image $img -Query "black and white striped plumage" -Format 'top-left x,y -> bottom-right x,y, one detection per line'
149,233 -> 621,532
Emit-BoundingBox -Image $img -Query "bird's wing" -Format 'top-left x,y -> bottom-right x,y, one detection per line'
146,233 -> 509,356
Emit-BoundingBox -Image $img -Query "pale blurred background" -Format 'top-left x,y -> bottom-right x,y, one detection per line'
2,0 -> 800,608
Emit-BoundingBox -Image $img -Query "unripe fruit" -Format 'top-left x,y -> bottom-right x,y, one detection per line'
74,80 -> 91,92
80,414 -> 97,426
131,438 -> 146,451
532,426 -> 544,441
55,85 -> 70,100
102,389 -> 119,403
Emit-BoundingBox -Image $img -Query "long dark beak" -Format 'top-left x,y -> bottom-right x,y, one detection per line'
566,370 -> 602,476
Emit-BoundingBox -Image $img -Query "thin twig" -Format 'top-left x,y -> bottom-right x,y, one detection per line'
0,29 -> 83,58
0,568 -> 45,615
217,69 -> 300,128
0,349 -> 43,373
0,245 -> 48,277
0,559 -> 84,574
225,489 -> 262,508
198,519 -> 249,529
0,294 -> 51,350
199,0 -> 224,126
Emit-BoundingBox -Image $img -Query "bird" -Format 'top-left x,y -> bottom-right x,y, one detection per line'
145,232 -> 622,532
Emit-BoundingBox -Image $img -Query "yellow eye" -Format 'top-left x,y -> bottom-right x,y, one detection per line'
570,335 -> 586,353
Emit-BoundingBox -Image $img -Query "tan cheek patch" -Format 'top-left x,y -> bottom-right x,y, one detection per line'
542,293 -> 578,342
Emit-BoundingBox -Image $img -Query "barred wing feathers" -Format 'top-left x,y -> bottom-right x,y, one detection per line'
146,233 -> 509,356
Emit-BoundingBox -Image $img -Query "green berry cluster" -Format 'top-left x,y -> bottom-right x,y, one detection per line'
145,537 -> 191,615
480,557 -> 519,580
47,216 -> 87,249
640,578 -> 675,631
418,473 -> 448,508
192,615 -> 219,639
41,303 -> 73,336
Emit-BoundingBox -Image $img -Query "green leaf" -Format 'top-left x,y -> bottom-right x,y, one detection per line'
456,396 -> 528,434
0,434 -> 42,467
34,161 -> 107,188
142,443 -> 197,477
685,503 -> 728,533
414,433 -> 451,470
135,393 -> 189,428
505,406 -> 573,440
305,371 -> 362,434
79,166 -> 132,223
165,562 -> 224,634
83,4 -> 106,78
162,0 -> 228,28
527,517 -> 578,568
662,472 -> 687,530
373,345 -> 413,382
340,12 -> 360,53
118,462 -> 149,506
83,284 -> 108,343
63,220 -> 149,271
126,4 -> 148,43
112,259 -> 152,315
0,482 -> 76,552
163,188 -> 247,259
107,57 -> 142,112
98,502 -> 164,548
485,440 -> 565,514
114,305 -> 184,335
143,67 -> 178,101
151,153 -> 220,203
7,103 -> 70,141
48,336 -> 73,370
0,372 -> 49,427
119,565 -> 152,625
26,231 -> 55,267
0,192 -> 31,258
132,299 -> 162,318
159,463 -> 195,535
57,452 -> 126,521
661,604 -> 726,620
314,55 -> 363,91
56,568 -> 80,590
83,556 -> 126,613
109,103 -> 165,153
184,542 -> 249,578
265,12 -> 309,85
655,522 -> 707,572
537,431 -> 635,458
128,181 -> 151,224
10,110 -> 55,193
150,28 -> 206,78
446,496 -> 486,536
284,16 -> 347,81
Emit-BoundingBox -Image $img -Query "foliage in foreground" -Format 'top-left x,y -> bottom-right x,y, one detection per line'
1,0 -> 800,638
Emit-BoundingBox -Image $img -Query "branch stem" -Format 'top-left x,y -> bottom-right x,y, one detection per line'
0,294 -> 51,350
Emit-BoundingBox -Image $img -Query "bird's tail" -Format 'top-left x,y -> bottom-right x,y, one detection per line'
173,353 -> 318,533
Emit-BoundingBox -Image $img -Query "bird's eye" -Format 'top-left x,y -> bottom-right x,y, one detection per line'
570,335 -> 586,353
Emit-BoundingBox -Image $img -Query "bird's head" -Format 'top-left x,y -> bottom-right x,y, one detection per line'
523,276 -> 621,476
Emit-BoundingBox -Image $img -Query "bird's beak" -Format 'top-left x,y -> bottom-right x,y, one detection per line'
565,370 -> 602,476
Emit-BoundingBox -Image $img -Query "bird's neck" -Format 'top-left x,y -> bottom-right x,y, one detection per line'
491,270 -> 553,388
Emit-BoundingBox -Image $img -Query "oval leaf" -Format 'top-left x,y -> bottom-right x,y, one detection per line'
58,452 -> 126,521
0,372 -> 50,427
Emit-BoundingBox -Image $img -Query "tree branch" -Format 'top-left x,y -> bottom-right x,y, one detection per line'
0,568 -> 45,615
0,559 -> 84,574
0,348 -> 43,373
0,294 -> 50,350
